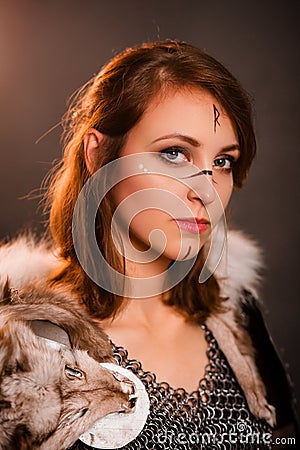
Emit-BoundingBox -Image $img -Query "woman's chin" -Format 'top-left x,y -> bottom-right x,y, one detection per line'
162,238 -> 205,263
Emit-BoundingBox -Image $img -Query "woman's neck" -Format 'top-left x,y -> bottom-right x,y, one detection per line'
124,251 -> 170,278
121,252 -> 172,299
105,293 -> 186,333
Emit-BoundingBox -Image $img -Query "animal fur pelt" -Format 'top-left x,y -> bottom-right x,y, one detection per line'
0,281 -> 136,450
0,235 -> 58,289
0,231 -> 276,427
0,231 -> 262,302
206,230 -> 276,426
1,280 -> 113,363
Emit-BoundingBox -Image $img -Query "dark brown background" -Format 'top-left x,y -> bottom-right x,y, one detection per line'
0,0 -> 299,419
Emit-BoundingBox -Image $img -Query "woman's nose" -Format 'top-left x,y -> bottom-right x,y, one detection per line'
184,171 -> 216,205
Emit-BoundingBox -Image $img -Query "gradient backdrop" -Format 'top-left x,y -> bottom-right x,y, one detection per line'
0,0 -> 299,419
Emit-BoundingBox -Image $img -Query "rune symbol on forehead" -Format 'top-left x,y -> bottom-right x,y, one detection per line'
213,104 -> 221,133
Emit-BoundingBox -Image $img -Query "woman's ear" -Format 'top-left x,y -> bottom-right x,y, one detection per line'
84,128 -> 103,174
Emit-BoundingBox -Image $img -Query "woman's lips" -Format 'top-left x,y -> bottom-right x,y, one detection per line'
174,218 -> 210,234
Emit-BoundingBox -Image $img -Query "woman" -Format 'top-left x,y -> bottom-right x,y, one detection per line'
46,40 -> 297,448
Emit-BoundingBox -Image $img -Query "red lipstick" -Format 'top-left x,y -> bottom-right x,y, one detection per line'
174,218 -> 210,234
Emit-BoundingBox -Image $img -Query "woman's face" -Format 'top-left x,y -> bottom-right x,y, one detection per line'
111,88 -> 240,264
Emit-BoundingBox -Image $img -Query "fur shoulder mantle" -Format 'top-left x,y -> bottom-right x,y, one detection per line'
0,230 -> 276,426
0,229 -> 262,297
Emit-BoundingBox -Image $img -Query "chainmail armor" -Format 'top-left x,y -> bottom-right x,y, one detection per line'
71,325 -> 272,450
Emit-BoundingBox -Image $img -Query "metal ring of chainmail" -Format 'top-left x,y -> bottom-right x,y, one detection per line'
71,325 -> 272,450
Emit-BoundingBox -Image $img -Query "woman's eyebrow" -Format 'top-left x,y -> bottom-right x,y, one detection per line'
149,133 -> 201,147
220,144 -> 240,153
149,134 -> 240,153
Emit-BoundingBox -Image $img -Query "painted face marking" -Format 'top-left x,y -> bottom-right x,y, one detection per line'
213,104 -> 221,133
183,245 -> 192,259
181,169 -> 213,179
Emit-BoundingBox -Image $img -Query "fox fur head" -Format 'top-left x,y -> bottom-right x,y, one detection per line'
0,281 -> 136,450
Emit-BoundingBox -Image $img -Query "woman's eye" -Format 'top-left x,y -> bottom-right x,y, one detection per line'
213,155 -> 235,170
159,147 -> 190,164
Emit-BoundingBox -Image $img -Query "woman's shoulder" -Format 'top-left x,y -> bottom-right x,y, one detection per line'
204,231 -> 297,432
0,229 -> 262,288
0,231 -> 298,433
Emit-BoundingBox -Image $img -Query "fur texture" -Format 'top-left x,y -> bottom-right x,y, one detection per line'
0,231 -> 263,305
0,235 -> 58,289
0,282 -> 136,450
0,280 -> 113,363
207,230 -> 276,426
213,229 -> 264,302
0,231 -> 276,427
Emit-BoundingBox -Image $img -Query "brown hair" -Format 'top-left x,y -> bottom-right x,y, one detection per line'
46,40 -> 256,323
